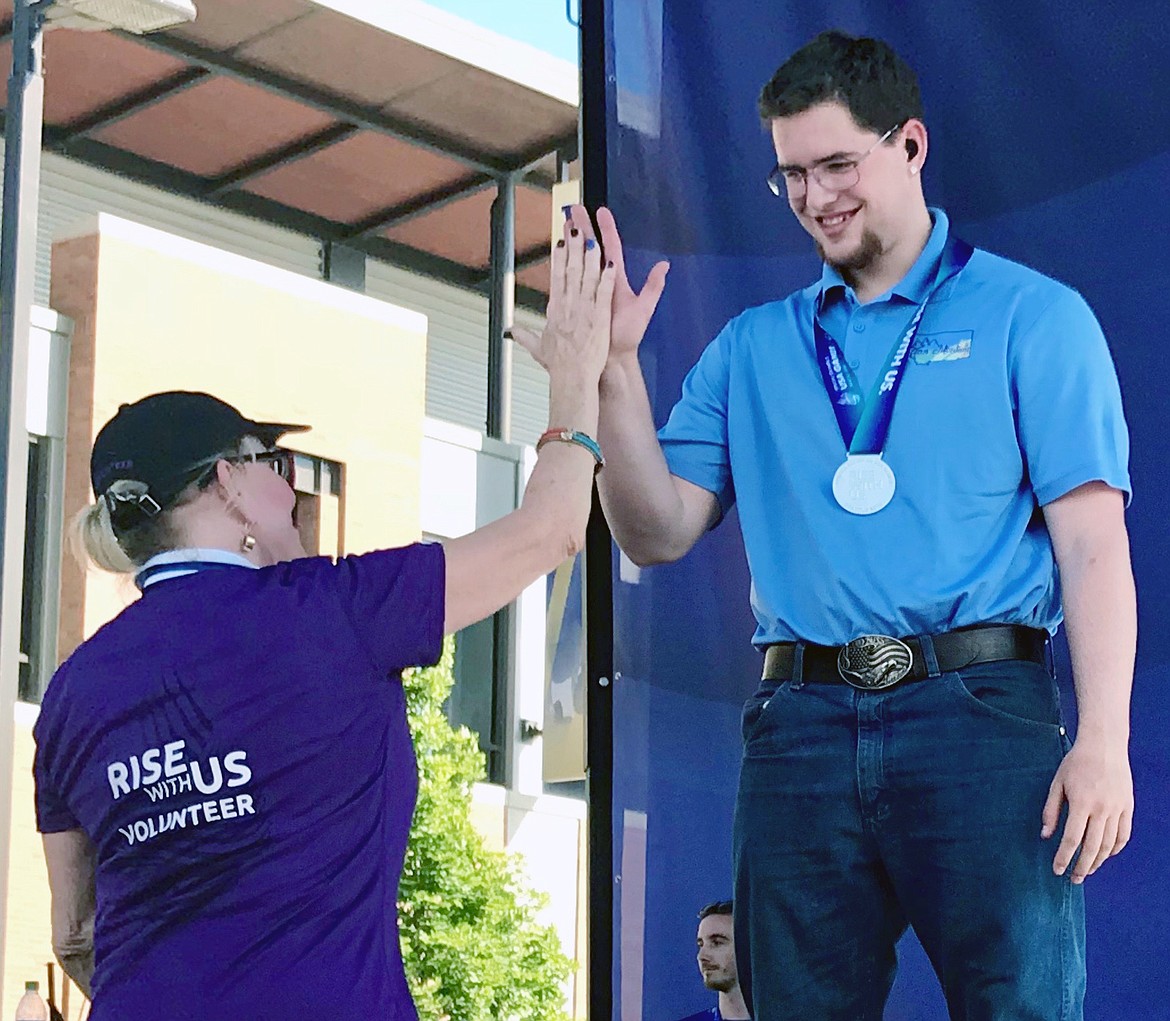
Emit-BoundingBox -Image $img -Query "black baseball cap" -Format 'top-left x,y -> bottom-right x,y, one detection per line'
91,391 -> 308,514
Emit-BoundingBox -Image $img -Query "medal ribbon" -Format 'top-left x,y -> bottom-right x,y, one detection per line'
814,238 -> 973,454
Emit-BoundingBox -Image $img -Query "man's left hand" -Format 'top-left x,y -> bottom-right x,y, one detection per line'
1042,738 -> 1133,883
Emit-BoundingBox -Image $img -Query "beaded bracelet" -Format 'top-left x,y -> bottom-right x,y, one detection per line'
536,428 -> 605,473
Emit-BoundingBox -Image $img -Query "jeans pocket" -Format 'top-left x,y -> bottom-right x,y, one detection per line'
947,660 -> 1064,731
741,681 -> 785,744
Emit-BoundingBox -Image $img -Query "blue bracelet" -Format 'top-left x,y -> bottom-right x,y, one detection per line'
536,428 -> 605,473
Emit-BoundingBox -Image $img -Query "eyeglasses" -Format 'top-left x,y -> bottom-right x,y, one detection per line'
229,449 -> 296,485
767,124 -> 901,198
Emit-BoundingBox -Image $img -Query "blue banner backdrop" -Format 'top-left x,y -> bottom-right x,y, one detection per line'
598,2 -> 1170,1018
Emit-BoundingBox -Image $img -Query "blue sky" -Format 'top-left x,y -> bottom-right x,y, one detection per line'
423,0 -> 579,62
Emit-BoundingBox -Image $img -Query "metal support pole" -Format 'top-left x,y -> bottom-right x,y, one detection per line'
485,175 -> 516,790
320,240 -> 367,292
0,0 -> 49,1000
578,0 -> 615,1016
486,174 -> 515,442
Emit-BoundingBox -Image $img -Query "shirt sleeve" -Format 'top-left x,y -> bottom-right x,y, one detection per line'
658,321 -> 736,515
332,542 -> 446,674
1011,286 -> 1131,506
33,703 -> 81,834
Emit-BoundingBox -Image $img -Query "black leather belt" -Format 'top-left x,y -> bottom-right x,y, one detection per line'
761,625 -> 1048,690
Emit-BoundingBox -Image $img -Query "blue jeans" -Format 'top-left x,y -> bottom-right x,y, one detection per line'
732,655 -> 1084,1021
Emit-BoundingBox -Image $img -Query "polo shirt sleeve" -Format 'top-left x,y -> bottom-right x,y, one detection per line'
32,699 -> 81,834
658,321 -> 736,515
1011,286 -> 1131,506
333,542 -> 445,674
34,768 -> 79,833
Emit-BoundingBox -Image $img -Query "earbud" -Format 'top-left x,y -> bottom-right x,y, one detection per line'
905,139 -> 919,160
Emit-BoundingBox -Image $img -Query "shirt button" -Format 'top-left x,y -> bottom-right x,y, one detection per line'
853,322 -> 866,332
849,359 -> 860,369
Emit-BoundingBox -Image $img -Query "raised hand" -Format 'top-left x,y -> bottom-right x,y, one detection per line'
508,222 -> 615,387
566,205 -> 670,365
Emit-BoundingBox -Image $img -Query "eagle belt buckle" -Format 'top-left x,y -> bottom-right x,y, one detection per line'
837,634 -> 913,690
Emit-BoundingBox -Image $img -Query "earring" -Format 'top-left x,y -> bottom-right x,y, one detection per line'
241,532 -> 257,553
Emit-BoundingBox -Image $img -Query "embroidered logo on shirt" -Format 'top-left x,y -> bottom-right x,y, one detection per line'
911,331 -> 973,364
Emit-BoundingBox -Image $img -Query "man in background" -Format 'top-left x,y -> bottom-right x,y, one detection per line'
676,901 -> 750,1021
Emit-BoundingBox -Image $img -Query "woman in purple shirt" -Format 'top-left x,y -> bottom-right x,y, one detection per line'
34,231 -> 613,1019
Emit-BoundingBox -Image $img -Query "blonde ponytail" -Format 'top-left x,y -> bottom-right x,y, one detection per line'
69,500 -> 136,574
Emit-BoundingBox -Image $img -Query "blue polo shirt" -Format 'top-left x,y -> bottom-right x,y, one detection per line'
34,543 -> 444,1020
659,209 -> 1130,647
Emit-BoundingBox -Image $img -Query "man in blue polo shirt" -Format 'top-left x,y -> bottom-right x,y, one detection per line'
582,29 -> 1134,1021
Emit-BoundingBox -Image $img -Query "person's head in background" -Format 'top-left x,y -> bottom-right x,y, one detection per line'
697,900 -> 737,993
759,30 -> 930,291
696,900 -> 750,1018
77,390 -> 307,574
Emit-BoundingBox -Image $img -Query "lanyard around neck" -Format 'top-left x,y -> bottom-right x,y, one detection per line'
813,237 -> 974,455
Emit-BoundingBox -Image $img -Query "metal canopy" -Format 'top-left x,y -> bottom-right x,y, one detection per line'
0,0 -> 577,308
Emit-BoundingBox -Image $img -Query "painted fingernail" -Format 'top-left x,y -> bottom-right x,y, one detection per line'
503,329 -> 514,340
606,260 -> 614,268
570,228 -> 579,237
556,239 -> 566,248
585,238 -> 596,251
561,205 -> 573,219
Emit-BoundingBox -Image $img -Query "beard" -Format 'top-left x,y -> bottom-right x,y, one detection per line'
702,969 -> 736,993
816,227 -> 884,283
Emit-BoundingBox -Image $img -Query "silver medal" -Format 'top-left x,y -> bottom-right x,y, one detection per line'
832,454 -> 896,515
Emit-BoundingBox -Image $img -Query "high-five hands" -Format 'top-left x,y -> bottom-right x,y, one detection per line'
563,205 -> 671,366
509,217 -> 615,386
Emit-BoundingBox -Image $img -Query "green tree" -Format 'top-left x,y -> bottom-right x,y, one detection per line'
399,638 -> 573,1021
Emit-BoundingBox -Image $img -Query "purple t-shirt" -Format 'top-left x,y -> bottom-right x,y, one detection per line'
34,544 -> 444,1020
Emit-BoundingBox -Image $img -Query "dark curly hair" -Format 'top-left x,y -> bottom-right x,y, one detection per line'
758,30 -> 924,135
